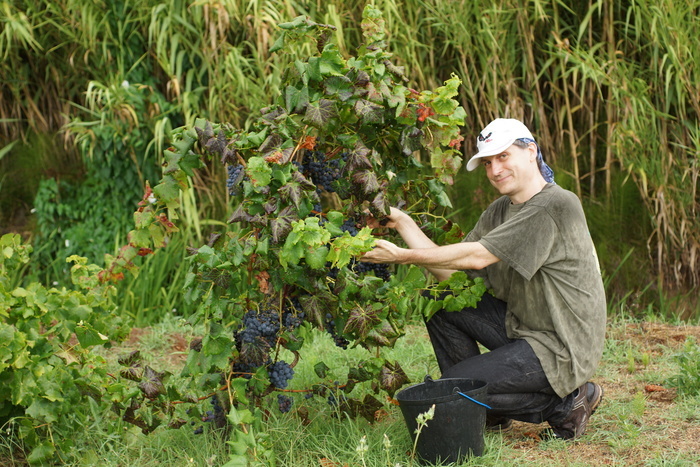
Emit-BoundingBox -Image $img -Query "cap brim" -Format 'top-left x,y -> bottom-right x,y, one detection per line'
466,138 -> 515,171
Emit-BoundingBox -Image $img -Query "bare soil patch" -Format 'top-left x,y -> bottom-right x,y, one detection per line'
499,322 -> 700,465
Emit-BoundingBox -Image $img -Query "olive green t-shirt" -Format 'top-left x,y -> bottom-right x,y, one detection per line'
464,184 -> 606,397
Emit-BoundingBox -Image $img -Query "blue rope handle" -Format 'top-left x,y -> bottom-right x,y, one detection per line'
457,391 -> 492,409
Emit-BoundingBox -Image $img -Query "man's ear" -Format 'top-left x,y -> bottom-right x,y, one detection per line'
528,143 -> 538,162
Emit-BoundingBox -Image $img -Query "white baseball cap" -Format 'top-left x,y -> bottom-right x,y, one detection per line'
466,118 -> 535,171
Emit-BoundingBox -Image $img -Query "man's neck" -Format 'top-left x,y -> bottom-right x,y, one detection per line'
509,178 -> 548,205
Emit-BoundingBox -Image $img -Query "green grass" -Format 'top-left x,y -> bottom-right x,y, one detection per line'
2,311 -> 699,466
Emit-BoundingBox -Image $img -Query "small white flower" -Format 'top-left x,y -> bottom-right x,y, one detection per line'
30,208 -> 36,214
356,435 -> 368,454
121,80 -> 130,89
383,433 -> 392,449
386,170 -> 396,180
65,239 -> 70,248
52,281 -> 59,286
148,194 -> 157,204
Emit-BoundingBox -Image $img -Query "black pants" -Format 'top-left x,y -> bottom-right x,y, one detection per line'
425,293 -> 574,425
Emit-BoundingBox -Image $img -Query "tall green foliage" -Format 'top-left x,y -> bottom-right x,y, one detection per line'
1,1 -> 698,312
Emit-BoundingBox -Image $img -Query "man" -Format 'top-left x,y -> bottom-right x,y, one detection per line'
361,118 -> 606,439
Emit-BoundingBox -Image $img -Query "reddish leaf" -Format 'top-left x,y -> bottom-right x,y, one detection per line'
416,102 -> 435,122
299,135 -> 317,150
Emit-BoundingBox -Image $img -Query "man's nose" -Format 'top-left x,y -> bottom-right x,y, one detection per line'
490,159 -> 503,174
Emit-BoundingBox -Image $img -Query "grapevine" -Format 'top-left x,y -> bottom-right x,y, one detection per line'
104,6 -> 486,465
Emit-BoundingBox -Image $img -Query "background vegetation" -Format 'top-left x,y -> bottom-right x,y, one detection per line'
1,1 -> 700,465
2,0 -> 698,318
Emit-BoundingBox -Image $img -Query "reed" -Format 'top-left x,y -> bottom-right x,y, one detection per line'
1,0 -> 699,315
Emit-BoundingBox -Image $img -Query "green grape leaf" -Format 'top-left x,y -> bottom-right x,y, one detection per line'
269,32 -> 285,53
279,243 -> 304,268
305,244 -> 329,269
323,75 -> 354,101
285,85 -> 310,114
319,46 -> 346,76
247,157 -> 272,187
75,322 -> 109,348
314,361 -> 330,378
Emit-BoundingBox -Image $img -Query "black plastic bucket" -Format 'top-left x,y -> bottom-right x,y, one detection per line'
396,376 -> 488,464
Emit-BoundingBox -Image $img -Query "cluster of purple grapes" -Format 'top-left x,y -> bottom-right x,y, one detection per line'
237,307 -> 280,348
193,394 -> 226,434
268,360 -> 294,389
277,394 -> 293,413
282,298 -> 305,330
301,150 -> 344,192
325,312 -> 349,349
354,261 -> 391,281
226,163 -> 246,196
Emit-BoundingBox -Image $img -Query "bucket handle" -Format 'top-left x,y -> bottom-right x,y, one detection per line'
455,390 -> 492,409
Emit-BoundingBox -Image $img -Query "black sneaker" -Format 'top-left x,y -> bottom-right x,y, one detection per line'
547,382 -> 603,440
485,415 -> 513,433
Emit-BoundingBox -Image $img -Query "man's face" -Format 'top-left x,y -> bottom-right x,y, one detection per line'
480,143 -> 538,201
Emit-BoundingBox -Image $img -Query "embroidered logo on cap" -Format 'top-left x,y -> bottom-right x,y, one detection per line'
478,131 -> 492,142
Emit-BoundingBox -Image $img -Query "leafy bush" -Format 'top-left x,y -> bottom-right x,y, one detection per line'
0,233 -> 130,463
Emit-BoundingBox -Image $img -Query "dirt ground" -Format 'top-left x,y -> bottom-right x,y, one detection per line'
499,322 -> 700,465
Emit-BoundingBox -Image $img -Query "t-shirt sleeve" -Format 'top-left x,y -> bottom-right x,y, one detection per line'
478,206 -> 557,281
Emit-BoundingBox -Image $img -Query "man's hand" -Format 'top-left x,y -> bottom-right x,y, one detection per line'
364,206 -> 407,230
359,239 -> 404,264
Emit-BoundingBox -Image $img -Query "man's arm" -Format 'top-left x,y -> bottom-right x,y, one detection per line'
362,208 -> 500,282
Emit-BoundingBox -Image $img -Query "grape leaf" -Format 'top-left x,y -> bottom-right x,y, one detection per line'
305,244 -> 329,269
343,305 -> 381,338
344,141 -> 373,171
291,170 -> 317,191
228,204 -> 254,224
399,125 -> 423,156
258,133 -> 283,155
270,206 -> 298,243
319,46 -> 346,76
204,129 -> 228,156
304,99 -> 337,128
379,360 -> 409,397
354,99 -> 384,124
370,190 -> 390,215
352,169 -> 380,195
323,75 -> 353,101
298,291 -> 337,328
314,361 -> 330,378
247,157 -> 272,187
138,366 -> 167,400
194,120 -> 214,145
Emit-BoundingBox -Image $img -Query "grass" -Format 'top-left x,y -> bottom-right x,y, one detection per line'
3,309 -> 698,466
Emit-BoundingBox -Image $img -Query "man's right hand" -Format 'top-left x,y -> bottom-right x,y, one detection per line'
365,206 -> 408,230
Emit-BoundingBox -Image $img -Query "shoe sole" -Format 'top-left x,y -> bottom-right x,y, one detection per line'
588,382 -> 604,415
